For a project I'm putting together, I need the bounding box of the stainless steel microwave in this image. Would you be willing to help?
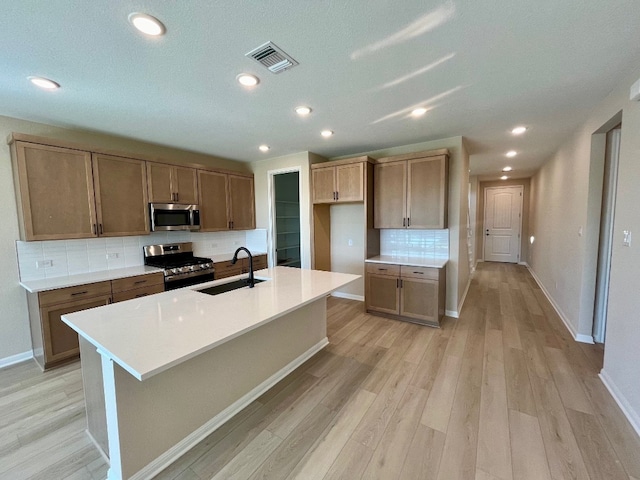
[149,203,201,231]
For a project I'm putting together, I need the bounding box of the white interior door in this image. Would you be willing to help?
[484,186,523,263]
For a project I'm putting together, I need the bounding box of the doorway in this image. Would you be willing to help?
[270,170,301,268]
[483,185,523,263]
[592,125,621,343]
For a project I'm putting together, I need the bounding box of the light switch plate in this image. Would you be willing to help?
[623,230,632,247]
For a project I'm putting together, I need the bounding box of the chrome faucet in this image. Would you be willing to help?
[231,247,255,288]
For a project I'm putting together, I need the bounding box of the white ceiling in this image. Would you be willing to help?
[2,1,640,179]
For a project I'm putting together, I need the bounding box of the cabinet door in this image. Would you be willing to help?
[407,156,447,229]
[400,277,439,324]
[198,170,229,231]
[93,154,150,236]
[40,294,111,368]
[374,161,406,228]
[174,166,198,204]
[312,167,336,204]
[336,163,364,202]
[146,162,174,203]
[365,273,400,314]
[229,174,256,230]
[14,142,97,240]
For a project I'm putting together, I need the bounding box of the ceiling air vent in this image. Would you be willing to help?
[245,42,298,74]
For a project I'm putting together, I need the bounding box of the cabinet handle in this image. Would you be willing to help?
[403,218,406,227]
[396,278,399,288]
[412,271,424,275]
[71,290,88,296]
[378,268,387,271]
[135,293,148,298]
[407,217,410,227]
[175,192,179,202]
[92,224,97,235]
[231,221,234,229]
[99,224,103,235]
[134,280,147,284]
[336,191,339,201]
[400,279,403,288]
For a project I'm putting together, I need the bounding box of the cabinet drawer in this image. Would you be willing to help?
[111,272,164,293]
[365,263,400,276]
[38,281,112,307]
[112,283,164,303]
[214,260,243,279]
[400,265,440,280]
[251,255,267,270]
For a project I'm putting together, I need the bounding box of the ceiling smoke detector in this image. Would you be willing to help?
[246,41,299,74]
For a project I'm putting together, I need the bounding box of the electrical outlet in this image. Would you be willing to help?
[623,230,632,247]
[106,252,120,259]
[36,260,52,269]
[348,239,353,246]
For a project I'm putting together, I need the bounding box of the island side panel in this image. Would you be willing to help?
[79,337,109,458]
[111,298,327,479]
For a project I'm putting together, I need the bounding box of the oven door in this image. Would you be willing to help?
[150,203,200,231]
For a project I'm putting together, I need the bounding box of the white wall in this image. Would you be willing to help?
[0,115,249,365]
[251,152,312,269]
[529,66,640,432]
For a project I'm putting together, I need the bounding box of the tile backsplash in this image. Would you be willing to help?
[16,230,267,281]
[380,229,449,259]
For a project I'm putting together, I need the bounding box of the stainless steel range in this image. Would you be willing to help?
[143,242,214,290]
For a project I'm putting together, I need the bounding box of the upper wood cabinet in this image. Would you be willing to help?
[312,160,365,204]
[147,162,198,204]
[12,141,98,240]
[198,171,255,231]
[374,152,448,229]
[92,154,150,237]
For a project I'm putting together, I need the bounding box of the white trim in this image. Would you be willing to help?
[456,274,472,316]
[599,369,640,439]
[0,350,33,369]
[518,261,528,266]
[445,309,459,318]
[85,429,110,464]
[526,265,595,344]
[129,338,329,480]
[267,166,303,270]
[331,292,364,302]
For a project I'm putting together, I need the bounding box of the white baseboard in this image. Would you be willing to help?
[445,310,459,318]
[456,275,472,317]
[130,338,329,480]
[599,369,640,439]
[0,350,33,369]
[526,266,594,344]
[518,261,528,266]
[331,292,364,302]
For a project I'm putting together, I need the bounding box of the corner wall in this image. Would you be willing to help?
[529,66,640,433]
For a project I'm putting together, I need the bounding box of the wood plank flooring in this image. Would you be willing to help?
[2,262,639,479]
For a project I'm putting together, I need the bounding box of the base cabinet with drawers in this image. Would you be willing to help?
[214,254,267,280]
[365,263,446,327]
[27,272,164,370]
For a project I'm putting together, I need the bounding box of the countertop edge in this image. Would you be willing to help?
[365,257,448,268]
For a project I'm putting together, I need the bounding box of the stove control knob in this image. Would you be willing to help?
[171,268,180,275]
[190,265,198,272]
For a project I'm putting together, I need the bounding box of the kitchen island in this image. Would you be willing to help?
[62,266,359,480]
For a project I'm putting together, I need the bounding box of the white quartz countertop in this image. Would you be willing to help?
[19,266,164,293]
[62,267,359,381]
[366,255,448,269]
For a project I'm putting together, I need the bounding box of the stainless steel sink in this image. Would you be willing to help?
[198,278,266,296]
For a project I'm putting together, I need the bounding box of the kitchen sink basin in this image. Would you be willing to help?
[198,278,266,296]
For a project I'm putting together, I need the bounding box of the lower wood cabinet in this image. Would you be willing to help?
[365,263,445,326]
[28,272,164,370]
[214,254,267,280]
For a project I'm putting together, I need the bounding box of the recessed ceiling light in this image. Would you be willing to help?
[501,175,509,180]
[511,126,527,135]
[295,106,312,116]
[237,73,259,87]
[258,145,270,152]
[502,166,513,172]
[28,76,60,90]
[506,150,517,158]
[128,13,166,36]
[411,107,428,117]
[321,130,334,138]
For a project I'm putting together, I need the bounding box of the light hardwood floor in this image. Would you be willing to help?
[2,263,639,479]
